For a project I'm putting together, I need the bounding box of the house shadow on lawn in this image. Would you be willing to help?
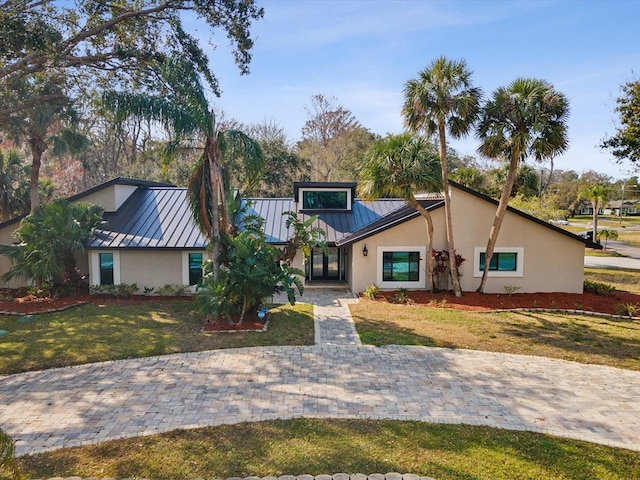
[500,311,640,368]
[355,318,439,347]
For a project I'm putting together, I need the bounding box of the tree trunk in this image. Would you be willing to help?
[206,141,221,280]
[477,150,520,293]
[592,201,598,240]
[29,137,47,213]
[438,122,462,297]
[408,194,434,292]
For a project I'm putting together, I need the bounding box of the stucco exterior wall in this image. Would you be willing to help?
[88,249,210,290]
[78,185,137,212]
[349,208,447,295]
[450,187,584,293]
[349,187,584,294]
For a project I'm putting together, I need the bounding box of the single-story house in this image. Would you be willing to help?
[0,177,600,294]
[603,199,639,216]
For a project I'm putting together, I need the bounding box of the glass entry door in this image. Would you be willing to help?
[311,247,340,280]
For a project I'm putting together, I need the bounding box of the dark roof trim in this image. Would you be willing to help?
[66,177,174,203]
[336,199,444,246]
[448,180,603,250]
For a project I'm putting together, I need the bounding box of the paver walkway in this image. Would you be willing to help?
[1,289,640,456]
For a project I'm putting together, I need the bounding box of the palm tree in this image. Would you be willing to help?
[581,183,614,240]
[476,78,569,293]
[0,148,29,221]
[596,228,618,251]
[102,58,264,278]
[403,56,481,297]
[359,133,442,291]
[3,75,89,212]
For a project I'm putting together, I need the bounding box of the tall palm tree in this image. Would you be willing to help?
[3,75,89,212]
[102,58,264,278]
[403,56,481,297]
[0,148,29,221]
[359,133,442,291]
[476,78,569,293]
[581,183,614,240]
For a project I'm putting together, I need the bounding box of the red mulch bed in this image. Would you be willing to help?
[3,289,639,318]
[0,293,193,315]
[375,290,640,316]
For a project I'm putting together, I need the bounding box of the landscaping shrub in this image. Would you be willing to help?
[362,284,380,299]
[583,279,615,295]
[89,283,138,297]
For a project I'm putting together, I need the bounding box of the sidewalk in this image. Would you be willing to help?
[1,289,639,456]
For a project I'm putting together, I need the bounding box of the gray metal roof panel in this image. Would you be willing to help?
[246,198,408,245]
[86,187,207,249]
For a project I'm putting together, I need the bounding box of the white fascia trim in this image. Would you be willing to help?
[473,247,524,278]
[376,245,427,289]
[298,187,352,211]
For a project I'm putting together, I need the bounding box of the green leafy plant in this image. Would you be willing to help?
[0,427,19,479]
[614,302,639,317]
[392,287,414,304]
[281,211,328,264]
[362,284,380,300]
[584,279,615,295]
[198,230,303,324]
[0,199,103,288]
[142,286,155,295]
[89,283,138,297]
[156,284,190,297]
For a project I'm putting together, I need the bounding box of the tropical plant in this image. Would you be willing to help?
[596,228,619,250]
[362,284,380,300]
[281,211,328,264]
[431,249,466,292]
[1,74,89,211]
[358,133,442,291]
[102,57,264,279]
[0,148,30,221]
[197,230,304,324]
[403,56,482,297]
[476,78,569,293]
[580,183,615,239]
[0,427,18,479]
[0,199,103,288]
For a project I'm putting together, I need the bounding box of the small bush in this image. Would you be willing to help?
[362,284,380,300]
[584,279,615,295]
[156,284,190,297]
[614,302,639,317]
[89,283,138,297]
[27,282,52,299]
[504,285,521,296]
[392,287,414,305]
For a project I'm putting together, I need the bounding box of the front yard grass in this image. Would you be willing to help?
[351,300,640,370]
[584,266,640,293]
[0,300,314,375]
[11,419,639,480]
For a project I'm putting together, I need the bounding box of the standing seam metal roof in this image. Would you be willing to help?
[86,187,207,249]
[245,197,411,244]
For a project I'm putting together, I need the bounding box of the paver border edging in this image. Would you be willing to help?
[0,301,88,316]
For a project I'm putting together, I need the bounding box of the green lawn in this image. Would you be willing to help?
[584,266,640,294]
[9,419,639,480]
[0,300,314,375]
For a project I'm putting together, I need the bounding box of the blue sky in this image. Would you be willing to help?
[205,0,640,180]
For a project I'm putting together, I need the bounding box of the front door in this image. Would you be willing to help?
[310,247,340,281]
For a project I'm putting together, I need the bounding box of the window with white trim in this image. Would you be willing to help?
[473,247,524,277]
[376,246,426,289]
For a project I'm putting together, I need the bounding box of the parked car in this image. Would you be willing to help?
[549,219,569,225]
